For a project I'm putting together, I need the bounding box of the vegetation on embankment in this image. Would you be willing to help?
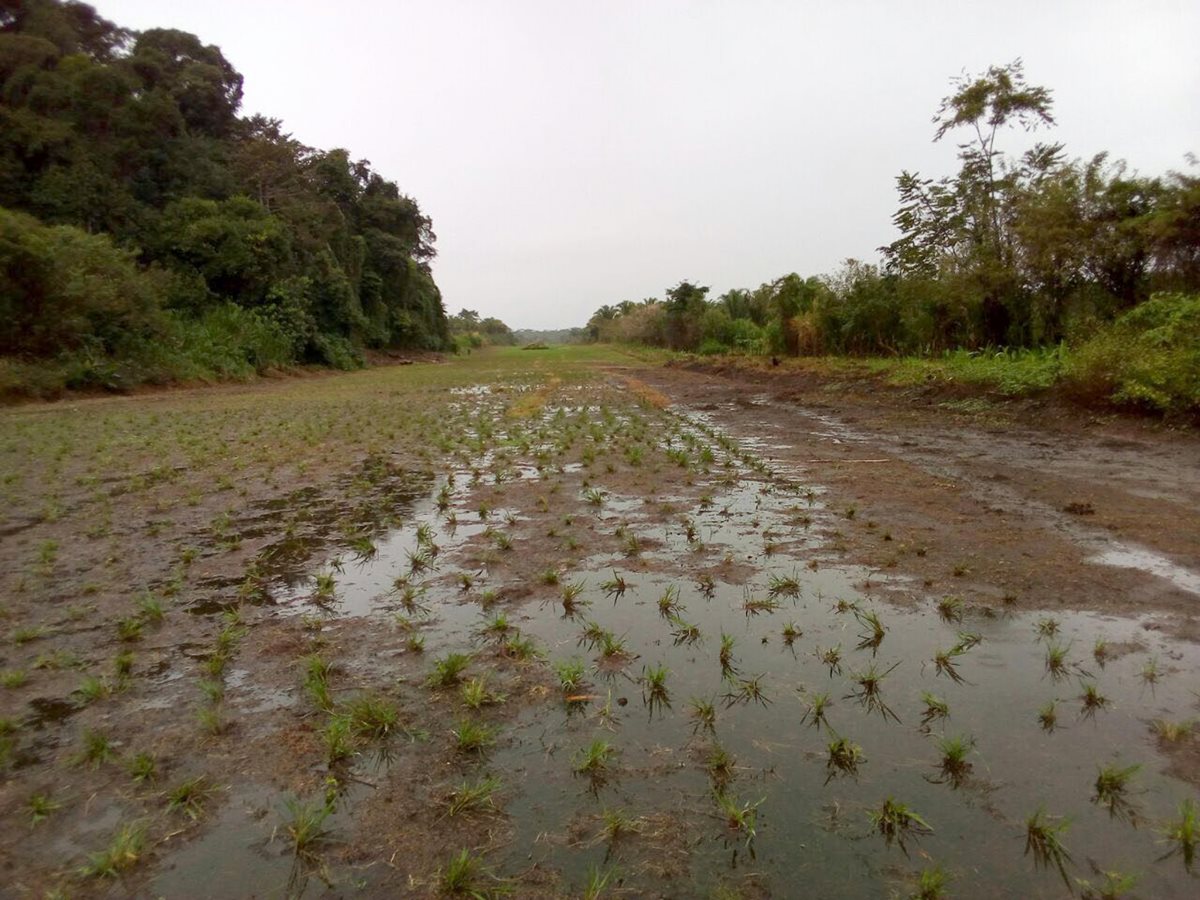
[586,62,1199,418]
[1,0,448,401]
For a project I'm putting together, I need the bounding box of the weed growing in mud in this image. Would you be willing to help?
[768,571,801,599]
[429,653,472,688]
[600,807,643,844]
[780,622,802,646]
[196,704,226,736]
[80,821,147,878]
[1152,719,1195,742]
[461,677,505,710]
[166,775,213,820]
[932,647,966,684]
[282,798,332,858]
[303,654,334,710]
[723,674,771,708]
[75,728,114,768]
[641,663,671,713]
[936,596,964,623]
[817,644,843,677]
[718,631,738,675]
[126,752,157,783]
[1025,808,1073,887]
[657,585,683,617]
[501,633,541,661]
[1036,617,1061,640]
[934,734,974,786]
[453,719,498,754]
[1093,638,1110,666]
[1140,655,1161,686]
[1159,798,1197,870]
[669,615,702,646]
[696,573,716,597]
[76,674,111,702]
[911,865,950,900]
[689,697,717,733]
[1045,642,1072,680]
[555,658,588,694]
[322,715,355,764]
[714,790,762,846]
[1079,682,1109,719]
[439,848,509,897]
[446,776,502,817]
[347,694,400,740]
[1038,701,1058,732]
[19,788,59,828]
[600,571,629,598]
[847,662,901,722]
[574,738,616,774]
[742,592,783,615]
[855,609,887,652]
[826,736,865,781]
[1093,763,1141,822]
[870,798,933,855]
[561,580,588,614]
[1077,870,1138,900]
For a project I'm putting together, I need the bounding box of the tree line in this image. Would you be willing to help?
[1,0,449,396]
[587,62,1197,412]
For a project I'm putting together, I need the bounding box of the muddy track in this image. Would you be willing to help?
[626,363,1200,638]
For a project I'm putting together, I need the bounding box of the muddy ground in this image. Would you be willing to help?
[0,349,1197,898]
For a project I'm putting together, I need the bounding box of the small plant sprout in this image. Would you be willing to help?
[767,571,801,599]
[826,735,865,782]
[1077,869,1138,900]
[936,596,964,623]
[461,676,505,710]
[1093,762,1141,823]
[719,631,738,674]
[912,865,950,900]
[846,662,901,722]
[445,776,502,817]
[1152,719,1195,742]
[714,790,763,847]
[1079,681,1109,719]
[346,694,400,741]
[870,798,933,855]
[1045,642,1071,680]
[429,652,472,688]
[438,848,507,896]
[1140,655,1161,686]
[657,585,683,617]
[689,697,717,733]
[28,792,62,825]
[76,729,115,768]
[1036,617,1061,640]
[641,663,671,713]
[855,609,886,652]
[696,573,716,597]
[952,631,982,652]
[574,738,616,774]
[282,798,332,859]
[1159,798,1197,870]
[560,580,588,613]
[1093,638,1109,666]
[554,658,588,694]
[1025,808,1073,887]
[600,807,643,844]
[669,615,702,646]
[933,647,966,684]
[781,622,802,646]
[453,719,498,754]
[502,633,540,661]
[742,591,782,616]
[1038,700,1059,732]
[166,775,213,820]
[799,691,833,731]
[313,571,336,602]
[80,821,147,878]
[127,752,157,783]
[600,571,629,598]
[817,644,843,677]
[723,674,771,708]
[934,734,974,787]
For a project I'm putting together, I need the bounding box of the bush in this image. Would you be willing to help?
[1068,292,1200,415]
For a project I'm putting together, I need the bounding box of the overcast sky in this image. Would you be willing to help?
[99,0,1199,329]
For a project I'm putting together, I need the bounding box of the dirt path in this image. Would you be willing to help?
[627,363,1200,640]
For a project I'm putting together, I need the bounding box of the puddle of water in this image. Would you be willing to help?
[1090,546,1200,596]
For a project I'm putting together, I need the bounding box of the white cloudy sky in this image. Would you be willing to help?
[99,0,1199,329]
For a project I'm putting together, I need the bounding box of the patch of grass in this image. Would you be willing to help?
[428,652,472,688]
[461,677,505,710]
[714,790,763,847]
[826,736,865,781]
[1158,798,1197,870]
[688,696,716,733]
[127,751,157,783]
[870,798,933,855]
[346,693,400,740]
[28,792,62,826]
[936,596,964,623]
[1093,762,1141,823]
[75,728,114,767]
[574,738,616,774]
[439,848,509,897]
[723,673,771,708]
[1025,807,1073,887]
[1038,700,1058,732]
[846,661,901,722]
[80,821,147,878]
[446,776,502,817]
[166,775,213,820]
[282,798,332,858]
[1,669,29,688]
[1079,681,1109,719]
[934,734,974,786]
[920,692,949,728]
[453,718,498,754]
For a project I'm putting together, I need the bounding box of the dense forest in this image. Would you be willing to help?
[588,63,1199,413]
[0,0,449,397]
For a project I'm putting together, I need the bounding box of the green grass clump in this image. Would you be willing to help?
[573,738,616,774]
[428,652,472,688]
[1025,807,1073,887]
[80,821,147,878]
[445,776,502,817]
[870,798,933,855]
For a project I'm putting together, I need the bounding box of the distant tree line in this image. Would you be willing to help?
[448,308,516,350]
[1,0,448,396]
[588,62,1197,367]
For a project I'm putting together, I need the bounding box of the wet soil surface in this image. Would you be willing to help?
[1,356,1198,899]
